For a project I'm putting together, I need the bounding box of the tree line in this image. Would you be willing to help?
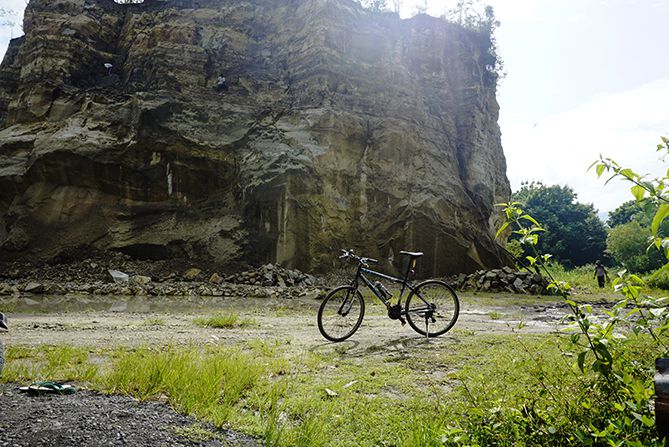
[507,181,667,274]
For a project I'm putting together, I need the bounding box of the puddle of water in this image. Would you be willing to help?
[0,294,318,314]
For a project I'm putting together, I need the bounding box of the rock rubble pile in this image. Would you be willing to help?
[0,258,320,300]
[452,267,549,295]
[0,280,318,300]
[225,264,317,287]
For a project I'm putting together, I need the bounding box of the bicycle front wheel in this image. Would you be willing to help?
[317,286,365,342]
[405,280,459,337]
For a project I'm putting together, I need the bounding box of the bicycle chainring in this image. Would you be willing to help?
[387,304,403,320]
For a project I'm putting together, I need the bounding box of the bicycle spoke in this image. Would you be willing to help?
[405,280,459,337]
[317,286,365,342]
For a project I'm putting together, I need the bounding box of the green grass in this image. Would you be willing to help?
[1,330,662,446]
[193,312,256,329]
[548,262,669,297]
[172,424,224,443]
[2,345,99,384]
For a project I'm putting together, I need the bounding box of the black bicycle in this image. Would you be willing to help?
[317,249,460,342]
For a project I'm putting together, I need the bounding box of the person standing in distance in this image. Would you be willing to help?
[594,260,609,288]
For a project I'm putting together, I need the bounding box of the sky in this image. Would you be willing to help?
[2,0,668,219]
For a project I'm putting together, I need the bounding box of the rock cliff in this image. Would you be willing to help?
[0,0,511,276]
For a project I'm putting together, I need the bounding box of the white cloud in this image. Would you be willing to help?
[501,78,669,214]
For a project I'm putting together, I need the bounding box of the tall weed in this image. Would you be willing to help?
[104,346,261,424]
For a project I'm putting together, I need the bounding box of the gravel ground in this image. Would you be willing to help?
[0,385,259,447]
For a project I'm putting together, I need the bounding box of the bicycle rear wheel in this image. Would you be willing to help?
[317,286,365,342]
[405,280,459,337]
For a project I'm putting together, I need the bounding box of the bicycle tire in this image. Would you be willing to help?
[405,280,459,337]
[317,285,365,342]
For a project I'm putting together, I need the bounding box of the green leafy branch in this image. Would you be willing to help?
[496,202,621,403]
[590,137,669,257]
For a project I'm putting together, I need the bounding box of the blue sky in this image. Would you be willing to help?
[2,0,668,216]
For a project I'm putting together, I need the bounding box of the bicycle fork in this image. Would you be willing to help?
[337,291,355,316]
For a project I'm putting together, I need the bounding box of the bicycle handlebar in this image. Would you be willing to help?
[340,249,378,265]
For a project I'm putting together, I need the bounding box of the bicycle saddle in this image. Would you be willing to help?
[400,251,423,258]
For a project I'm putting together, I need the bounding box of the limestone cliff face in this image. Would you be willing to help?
[0,0,511,276]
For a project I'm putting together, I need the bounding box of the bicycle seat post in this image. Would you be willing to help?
[398,251,423,298]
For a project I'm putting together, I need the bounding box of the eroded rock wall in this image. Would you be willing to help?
[0,0,511,276]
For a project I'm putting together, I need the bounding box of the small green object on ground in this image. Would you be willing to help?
[19,381,76,396]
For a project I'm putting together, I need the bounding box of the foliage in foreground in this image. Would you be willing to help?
[498,201,664,446]
[493,137,669,445]
[607,200,669,273]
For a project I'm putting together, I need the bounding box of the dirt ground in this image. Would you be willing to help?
[0,291,579,447]
[0,292,568,354]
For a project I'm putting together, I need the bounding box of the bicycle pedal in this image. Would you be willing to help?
[399,317,406,326]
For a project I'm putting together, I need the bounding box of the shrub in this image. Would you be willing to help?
[194,312,255,329]
[607,221,665,273]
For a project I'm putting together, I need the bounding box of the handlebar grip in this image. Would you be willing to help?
[365,258,379,264]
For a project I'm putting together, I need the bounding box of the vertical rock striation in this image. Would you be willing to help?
[0,0,511,276]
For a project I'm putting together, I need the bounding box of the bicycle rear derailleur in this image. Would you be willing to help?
[387,303,406,325]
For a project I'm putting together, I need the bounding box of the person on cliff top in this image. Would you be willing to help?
[216,74,229,92]
[594,260,609,288]
[104,62,113,76]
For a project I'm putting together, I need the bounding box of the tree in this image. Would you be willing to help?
[511,182,607,267]
[607,221,665,273]
[413,0,428,16]
[444,1,504,84]
[608,200,643,227]
[391,0,401,14]
[357,0,387,12]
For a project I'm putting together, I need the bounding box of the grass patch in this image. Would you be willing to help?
[1,329,662,446]
[3,345,99,384]
[194,312,255,329]
[141,318,166,326]
[104,346,262,425]
[172,424,224,443]
[0,303,16,313]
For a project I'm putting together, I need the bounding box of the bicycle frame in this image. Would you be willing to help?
[351,259,419,308]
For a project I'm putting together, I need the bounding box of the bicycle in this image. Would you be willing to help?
[317,249,460,342]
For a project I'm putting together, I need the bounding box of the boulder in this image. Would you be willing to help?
[184,268,201,280]
[208,273,223,284]
[24,282,45,294]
